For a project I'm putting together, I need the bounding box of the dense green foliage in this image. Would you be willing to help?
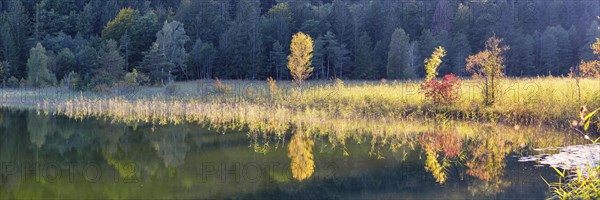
[0,0,596,87]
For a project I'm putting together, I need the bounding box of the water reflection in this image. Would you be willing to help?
[288,132,315,181]
[0,109,587,199]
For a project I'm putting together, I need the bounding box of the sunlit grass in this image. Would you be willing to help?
[1,77,598,134]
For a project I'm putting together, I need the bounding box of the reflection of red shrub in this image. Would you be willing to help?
[420,74,461,105]
[418,132,463,158]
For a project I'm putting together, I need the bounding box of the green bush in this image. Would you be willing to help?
[88,71,114,92]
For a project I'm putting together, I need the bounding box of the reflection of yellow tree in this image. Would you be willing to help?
[288,133,314,181]
[419,132,464,183]
[465,136,509,182]
[424,150,450,183]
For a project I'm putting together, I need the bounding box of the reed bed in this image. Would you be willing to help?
[0,77,598,140]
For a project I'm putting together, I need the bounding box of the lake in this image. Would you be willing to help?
[0,109,584,199]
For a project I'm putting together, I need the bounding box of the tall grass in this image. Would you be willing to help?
[1,77,598,134]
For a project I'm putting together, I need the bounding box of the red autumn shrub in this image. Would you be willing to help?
[420,74,461,105]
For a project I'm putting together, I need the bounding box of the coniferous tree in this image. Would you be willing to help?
[140,43,175,84]
[540,28,560,75]
[0,22,17,77]
[387,28,410,79]
[75,45,98,80]
[129,11,161,66]
[6,0,30,77]
[78,3,97,37]
[553,26,573,74]
[189,39,211,79]
[269,41,287,80]
[450,33,471,75]
[312,37,326,79]
[55,48,76,81]
[352,32,373,79]
[581,21,600,61]
[96,39,125,81]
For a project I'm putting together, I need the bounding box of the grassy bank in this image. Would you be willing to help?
[2,77,597,129]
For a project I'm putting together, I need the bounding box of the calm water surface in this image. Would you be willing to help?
[0,109,579,199]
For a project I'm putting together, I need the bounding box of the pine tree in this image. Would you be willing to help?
[508,33,535,76]
[0,22,17,77]
[27,43,55,87]
[129,11,161,67]
[552,26,573,74]
[269,41,287,80]
[6,0,30,76]
[97,39,125,81]
[139,43,175,84]
[418,29,436,77]
[312,37,326,79]
[323,31,338,78]
[352,32,373,79]
[450,33,471,75]
[387,28,410,79]
[78,2,97,37]
[189,40,218,79]
[236,0,263,79]
[405,41,419,79]
[432,0,454,34]
[75,45,98,79]
[540,28,560,75]
[55,48,75,81]
[581,21,600,61]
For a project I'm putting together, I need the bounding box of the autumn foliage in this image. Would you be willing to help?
[420,46,461,105]
[421,74,461,105]
[466,36,510,105]
[579,39,600,78]
[288,32,314,84]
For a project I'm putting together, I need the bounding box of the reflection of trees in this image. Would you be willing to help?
[419,132,464,183]
[288,133,315,181]
[467,179,511,197]
[465,136,509,182]
[96,123,126,155]
[27,112,55,148]
[103,148,136,179]
[146,127,190,168]
[424,151,450,183]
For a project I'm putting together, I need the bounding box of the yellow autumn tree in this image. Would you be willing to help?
[424,46,446,81]
[102,8,137,41]
[466,36,510,105]
[579,38,600,78]
[288,32,314,84]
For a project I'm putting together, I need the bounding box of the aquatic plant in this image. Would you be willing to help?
[545,167,600,200]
